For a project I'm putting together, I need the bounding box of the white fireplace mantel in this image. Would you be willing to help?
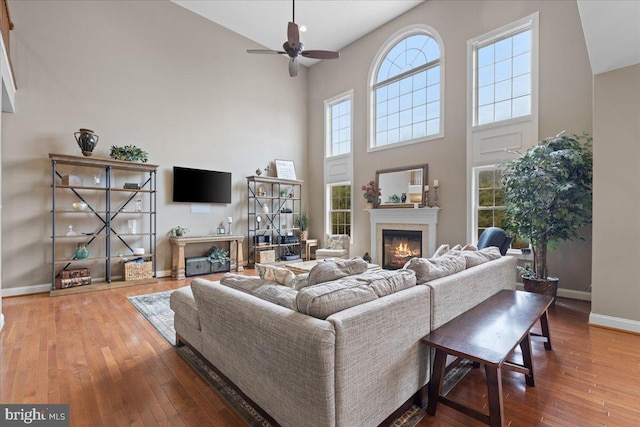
[367,207,440,266]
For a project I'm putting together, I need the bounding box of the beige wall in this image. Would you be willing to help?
[307,0,593,294]
[591,63,640,327]
[2,0,308,291]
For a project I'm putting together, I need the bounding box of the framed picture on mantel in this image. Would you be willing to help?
[275,159,297,180]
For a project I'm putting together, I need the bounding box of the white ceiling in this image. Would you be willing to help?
[577,0,640,75]
[171,0,424,66]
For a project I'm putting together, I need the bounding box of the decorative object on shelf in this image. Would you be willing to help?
[256,215,262,229]
[500,132,593,304]
[227,217,233,235]
[366,202,373,209]
[93,175,101,186]
[401,193,407,203]
[169,225,189,237]
[72,201,88,211]
[75,243,89,260]
[62,174,83,186]
[275,159,297,180]
[255,168,263,176]
[135,198,143,212]
[262,204,269,214]
[74,128,99,157]
[217,223,227,235]
[433,180,439,207]
[280,189,288,197]
[388,194,400,203]
[362,180,380,205]
[257,185,266,197]
[133,247,145,255]
[66,225,77,236]
[206,246,231,273]
[109,145,149,163]
[123,182,141,190]
[128,219,137,234]
[264,164,271,177]
[295,210,309,241]
[425,185,430,207]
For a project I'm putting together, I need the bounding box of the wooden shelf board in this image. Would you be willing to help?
[49,153,159,172]
[50,277,157,296]
[53,257,109,265]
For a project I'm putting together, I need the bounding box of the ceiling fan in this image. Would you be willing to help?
[246,0,340,77]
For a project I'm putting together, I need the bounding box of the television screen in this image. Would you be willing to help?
[172,166,232,204]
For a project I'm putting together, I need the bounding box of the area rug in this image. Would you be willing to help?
[128,289,472,427]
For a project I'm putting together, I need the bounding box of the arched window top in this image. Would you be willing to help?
[376,34,440,84]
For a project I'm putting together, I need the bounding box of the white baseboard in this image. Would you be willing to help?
[589,312,640,334]
[0,313,4,331]
[515,283,591,301]
[1,270,173,298]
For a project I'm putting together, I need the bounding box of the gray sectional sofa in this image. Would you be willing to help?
[170,252,516,427]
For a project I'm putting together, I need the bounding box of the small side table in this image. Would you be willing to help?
[305,239,318,261]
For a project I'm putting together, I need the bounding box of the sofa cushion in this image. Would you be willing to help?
[297,269,416,319]
[403,254,466,284]
[432,244,450,258]
[307,257,368,288]
[459,246,502,268]
[255,263,296,287]
[220,273,268,293]
[252,284,298,310]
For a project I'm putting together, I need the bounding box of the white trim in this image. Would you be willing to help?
[367,24,445,152]
[515,283,592,301]
[2,283,51,297]
[324,89,354,158]
[0,30,15,113]
[0,313,4,332]
[589,312,640,334]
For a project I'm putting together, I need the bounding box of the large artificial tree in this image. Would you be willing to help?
[501,132,593,283]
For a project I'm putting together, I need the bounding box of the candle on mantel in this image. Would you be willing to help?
[228,217,233,223]
[425,185,430,192]
[433,179,439,188]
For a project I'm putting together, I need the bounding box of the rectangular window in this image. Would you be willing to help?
[329,184,351,235]
[327,97,352,157]
[474,28,532,126]
[474,166,528,249]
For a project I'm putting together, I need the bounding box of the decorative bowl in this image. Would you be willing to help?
[133,248,145,255]
[72,202,88,211]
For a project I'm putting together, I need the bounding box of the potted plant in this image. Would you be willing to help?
[295,211,309,241]
[362,180,380,209]
[168,226,189,237]
[500,131,593,302]
[206,246,230,273]
[109,145,149,163]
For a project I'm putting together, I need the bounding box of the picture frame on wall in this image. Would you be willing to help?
[275,159,297,180]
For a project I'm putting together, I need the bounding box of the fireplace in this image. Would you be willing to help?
[382,229,422,270]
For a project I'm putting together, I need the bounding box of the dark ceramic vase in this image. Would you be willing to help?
[74,128,99,157]
[401,193,407,203]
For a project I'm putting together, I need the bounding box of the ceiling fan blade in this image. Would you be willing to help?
[301,50,340,59]
[289,58,299,77]
[287,21,299,49]
[247,49,286,55]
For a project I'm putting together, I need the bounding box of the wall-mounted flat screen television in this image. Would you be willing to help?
[172,166,232,204]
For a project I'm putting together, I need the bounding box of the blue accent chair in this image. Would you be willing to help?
[477,227,512,256]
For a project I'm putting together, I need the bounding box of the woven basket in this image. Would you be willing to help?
[124,261,153,281]
[523,277,558,306]
[257,250,275,264]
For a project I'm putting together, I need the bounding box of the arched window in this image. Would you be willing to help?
[369,26,444,150]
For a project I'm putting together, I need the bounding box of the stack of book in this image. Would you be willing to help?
[123,182,141,190]
[62,174,83,186]
[56,268,91,289]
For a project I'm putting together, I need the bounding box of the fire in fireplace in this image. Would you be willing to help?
[382,229,422,269]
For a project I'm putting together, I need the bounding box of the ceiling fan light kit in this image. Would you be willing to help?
[246,0,339,77]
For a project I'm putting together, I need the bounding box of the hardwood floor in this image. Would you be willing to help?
[2,276,639,426]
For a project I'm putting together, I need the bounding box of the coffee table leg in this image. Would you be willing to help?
[540,310,552,350]
[426,349,447,415]
[484,365,505,427]
[520,333,535,386]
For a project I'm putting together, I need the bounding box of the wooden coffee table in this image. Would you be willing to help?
[284,259,380,275]
[421,290,553,427]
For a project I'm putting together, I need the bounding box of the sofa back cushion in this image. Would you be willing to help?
[220,273,268,293]
[297,269,416,319]
[458,246,502,268]
[252,284,298,310]
[403,255,466,284]
[307,257,368,287]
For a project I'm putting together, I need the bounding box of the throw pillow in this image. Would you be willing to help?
[255,263,295,287]
[403,254,466,284]
[462,244,478,251]
[460,246,501,268]
[307,257,368,287]
[252,284,298,310]
[432,244,450,258]
[290,273,310,291]
[327,235,345,250]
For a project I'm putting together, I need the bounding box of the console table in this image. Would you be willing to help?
[421,290,553,427]
[170,235,244,280]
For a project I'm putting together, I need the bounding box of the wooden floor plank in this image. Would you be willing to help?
[2,274,640,426]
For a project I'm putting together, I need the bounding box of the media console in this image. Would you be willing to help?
[170,235,244,280]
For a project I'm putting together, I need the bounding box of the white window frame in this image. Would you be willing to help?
[324,90,354,242]
[466,13,539,248]
[326,182,352,236]
[368,24,445,152]
[471,165,506,242]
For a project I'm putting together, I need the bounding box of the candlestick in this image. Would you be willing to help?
[434,187,439,207]
[228,216,233,223]
[425,190,430,208]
